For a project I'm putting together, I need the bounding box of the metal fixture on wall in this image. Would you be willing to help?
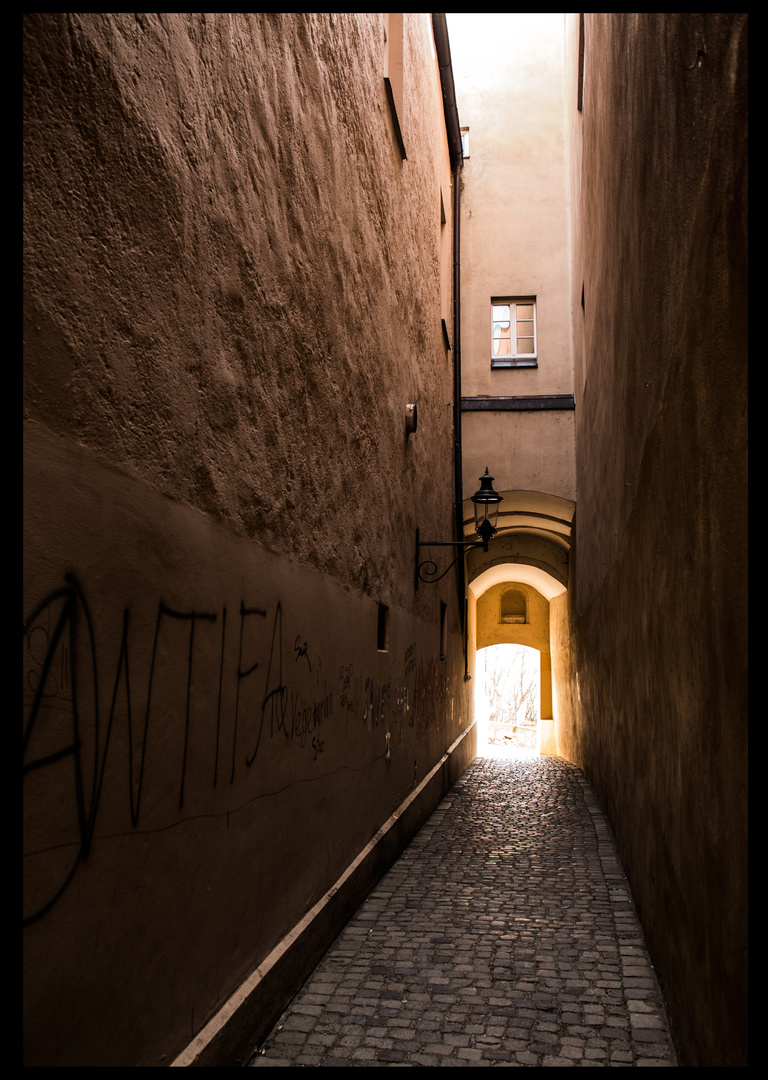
[415,468,503,588]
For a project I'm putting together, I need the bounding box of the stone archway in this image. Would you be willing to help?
[462,490,573,756]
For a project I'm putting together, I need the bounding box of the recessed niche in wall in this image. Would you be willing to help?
[377,603,390,652]
[500,587,527,624]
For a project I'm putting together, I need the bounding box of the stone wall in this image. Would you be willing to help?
[23,14,473,1066]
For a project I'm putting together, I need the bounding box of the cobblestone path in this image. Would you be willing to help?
[248,753,676,1067]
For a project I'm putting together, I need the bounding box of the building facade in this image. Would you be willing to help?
[23,13,473,1066]
[450,13,747,1068]
[558,15,748,1067]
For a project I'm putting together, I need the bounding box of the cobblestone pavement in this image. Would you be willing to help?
[248,752,676,1067]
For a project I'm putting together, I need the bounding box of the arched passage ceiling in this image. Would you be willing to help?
[463,489,575,600]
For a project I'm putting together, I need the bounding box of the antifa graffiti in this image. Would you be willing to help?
[23,575,333,924]
[23,573,424,924]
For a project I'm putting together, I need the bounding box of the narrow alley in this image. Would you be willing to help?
[249,753,676,1067]
[24,15,746,1067]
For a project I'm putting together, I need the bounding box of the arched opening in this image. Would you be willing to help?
[460,490,573,758]
[475,643,540,757]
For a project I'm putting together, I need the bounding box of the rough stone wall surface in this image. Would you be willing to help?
[557,13,747,1067]
[23,13,469,1067]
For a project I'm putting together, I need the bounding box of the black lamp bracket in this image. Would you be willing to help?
[415,526,494,589]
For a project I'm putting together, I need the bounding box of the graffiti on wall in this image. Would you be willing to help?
[23,573,437,924]
[413,655,454,734]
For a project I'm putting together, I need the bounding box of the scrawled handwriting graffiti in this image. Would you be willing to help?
[290,685,332,751]
[242,604,332,763]
[294,635,312,673]
[390,683,411,720]
[24,576,95,924]
[238,601,273,775]
[23,576,334,925]
[412,658,450,733]
[336,670,408,730]
[338,664,355,715]
[362,678,390,726]
[404,642,416,678]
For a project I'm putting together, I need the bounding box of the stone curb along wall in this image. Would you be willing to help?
[23,14,472,1067]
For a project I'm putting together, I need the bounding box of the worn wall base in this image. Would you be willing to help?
[172,723,476,1067]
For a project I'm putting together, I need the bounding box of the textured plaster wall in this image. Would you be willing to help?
[462,410,575,504]
[23,13,472,1067]
[23,12,455,604]
[556,13,748,1067]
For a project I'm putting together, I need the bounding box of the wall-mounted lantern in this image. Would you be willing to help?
[415,468,503,588]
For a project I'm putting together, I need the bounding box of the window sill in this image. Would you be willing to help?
[491,358,538,369]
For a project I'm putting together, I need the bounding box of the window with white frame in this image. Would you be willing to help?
[491,297,537,367]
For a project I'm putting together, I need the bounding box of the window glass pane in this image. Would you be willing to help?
[492,301,511,354]
[516,308,534,354]
[493,330,512,356]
